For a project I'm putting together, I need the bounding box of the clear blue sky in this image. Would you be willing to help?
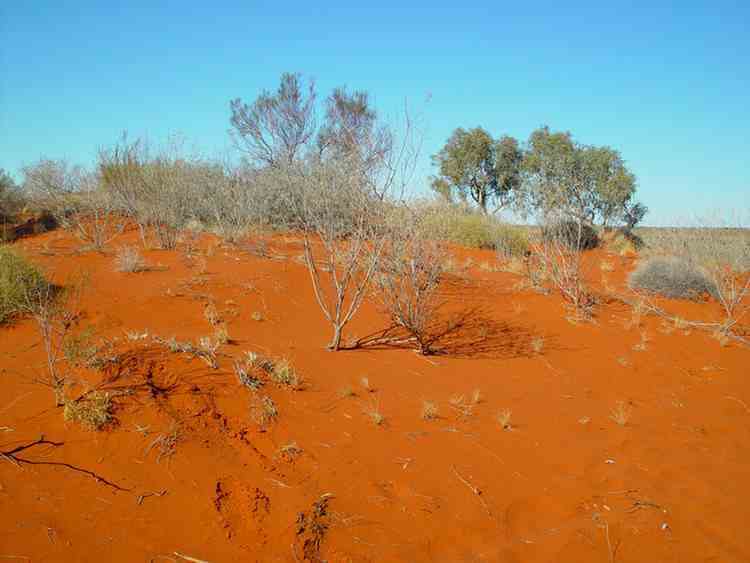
[1,1,748,225]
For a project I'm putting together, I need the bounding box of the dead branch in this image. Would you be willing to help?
[1,436,131,492]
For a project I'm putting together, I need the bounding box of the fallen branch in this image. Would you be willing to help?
[451,465,492,517]
[173,552,210,563]
[1,436,131,492]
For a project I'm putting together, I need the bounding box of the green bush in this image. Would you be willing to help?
[0,246,49,324]
[629,256,717,300]
[420,205,529,254]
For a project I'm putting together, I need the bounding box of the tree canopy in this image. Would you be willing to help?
[431,127,522,214]
[522,126,641,228]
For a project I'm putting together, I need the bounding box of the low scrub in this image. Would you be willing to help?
[541,220,599,251]
[0,246,50,324]
[629,256,717,300]
[419,204,529,254]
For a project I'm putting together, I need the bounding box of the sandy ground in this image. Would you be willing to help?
[1,227,748,562]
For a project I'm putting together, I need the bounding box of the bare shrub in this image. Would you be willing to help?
[295,161,391,350]
[629,256,716,300]
[114,245,146,273]
[374,219,446,354]
[535,218,596,319]
[22,159,124,251]
[19,275,84,406]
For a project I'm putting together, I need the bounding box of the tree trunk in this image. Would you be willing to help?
[328,324,343,351]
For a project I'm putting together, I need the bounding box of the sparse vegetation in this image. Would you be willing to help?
[0,246,50,324]
[497,408,513,430]
[63,391,114,430]
[629,256,716,300]
[421,400,439,420]
[114,245,146,273]
[610,401,632,426]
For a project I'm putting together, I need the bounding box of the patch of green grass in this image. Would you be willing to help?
[0,245,50,324]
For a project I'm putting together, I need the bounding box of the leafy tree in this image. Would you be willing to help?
[522,126,642,228]
[431,127,522,214]
[229,73,317,167]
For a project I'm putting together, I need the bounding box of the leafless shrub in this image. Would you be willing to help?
[535,217,596,319]
[22,159,125,251]
[20,273,85,406]
[114,245,146,273]
[374,218,446,354]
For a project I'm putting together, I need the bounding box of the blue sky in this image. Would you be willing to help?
[1,1,748,225]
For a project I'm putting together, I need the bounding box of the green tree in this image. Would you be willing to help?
[431,127,522,214]
[522,126,642,228]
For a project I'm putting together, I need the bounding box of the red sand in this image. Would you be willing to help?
[1,227,748,562]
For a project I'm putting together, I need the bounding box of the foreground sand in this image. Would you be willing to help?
[1,228,748,562]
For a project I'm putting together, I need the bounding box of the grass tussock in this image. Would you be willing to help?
[63,391,114,430]
[418,204,529,255]
[629,256,716,300]
[0,246,50,324]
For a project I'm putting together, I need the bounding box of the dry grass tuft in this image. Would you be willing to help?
[63,391,113,430]
[610,400,632,426]
[421,400,439,420]
[364,398,385,426]
[251,394,278,426]
[497,408,513,430]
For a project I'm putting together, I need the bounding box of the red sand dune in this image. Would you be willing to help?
[1,227,748,562]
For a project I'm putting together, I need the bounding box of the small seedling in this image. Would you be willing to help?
[497,408,513,431]
[421,400,439,421]
[610,400,632,426]
[338,385,356,398]
[531,336,545,354]
[251,311,264,321]
[360,377,375,393]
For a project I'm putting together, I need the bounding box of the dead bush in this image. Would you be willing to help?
[114,245,146,273]
[375,221,446,354]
